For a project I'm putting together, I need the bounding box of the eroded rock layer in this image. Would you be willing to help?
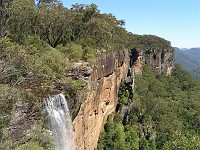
[73,51,130,150]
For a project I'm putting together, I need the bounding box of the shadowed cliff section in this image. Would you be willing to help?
[128,34,174,75]
[131,48,174,75]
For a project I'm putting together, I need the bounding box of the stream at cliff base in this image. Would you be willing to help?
[44,93,76,150]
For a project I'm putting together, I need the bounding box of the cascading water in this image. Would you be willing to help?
[43,93,76,150]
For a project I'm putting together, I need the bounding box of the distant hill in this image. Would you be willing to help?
[174,47,200,79]
[179,48,189,51]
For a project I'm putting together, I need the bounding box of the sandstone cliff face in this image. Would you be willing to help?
[73,51,130,150]
[131,49,174,75]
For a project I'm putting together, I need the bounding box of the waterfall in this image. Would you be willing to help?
[44,93,76,150]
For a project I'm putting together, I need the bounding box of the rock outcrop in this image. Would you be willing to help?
[9,102,37,141]
[73,48,174,150]
[73,51,130,150]
[131,48,174,75]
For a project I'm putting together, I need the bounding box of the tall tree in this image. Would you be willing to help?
[37,2,72,47]
[8,0,36,42]
[119,19,125,28]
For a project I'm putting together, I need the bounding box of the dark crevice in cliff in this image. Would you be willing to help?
[130,49,139,67]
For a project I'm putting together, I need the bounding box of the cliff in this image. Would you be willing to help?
[73,48,174,149]
[132,48,174,75]
[73,51,130,149]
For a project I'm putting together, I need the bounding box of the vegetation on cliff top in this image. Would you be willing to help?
[98,65,200,150]
[1,0,172,52]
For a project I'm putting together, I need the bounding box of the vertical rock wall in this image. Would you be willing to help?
[73,51,130,150]
[131,49,174,75]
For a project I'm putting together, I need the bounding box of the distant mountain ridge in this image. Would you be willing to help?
[174,47,200,79]
[179,48,189,51]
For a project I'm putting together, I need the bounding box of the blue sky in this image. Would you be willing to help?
[63,0,200,48]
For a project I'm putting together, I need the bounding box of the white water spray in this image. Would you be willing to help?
[44,93,76,150]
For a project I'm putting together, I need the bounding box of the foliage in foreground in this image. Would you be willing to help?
[0,37,86,149]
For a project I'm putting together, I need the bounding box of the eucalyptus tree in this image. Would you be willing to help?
[8,0,36,43]
[37,0,61,5]
[118,19,125,28]
[85,17,112,49]
[37,2,71,47]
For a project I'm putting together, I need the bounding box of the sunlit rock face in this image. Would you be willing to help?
[73,51,130,150]
[73,49,174,150]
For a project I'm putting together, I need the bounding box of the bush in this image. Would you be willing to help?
[57,43,83,61]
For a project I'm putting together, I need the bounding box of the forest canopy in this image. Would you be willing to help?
[0,0,172,52]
